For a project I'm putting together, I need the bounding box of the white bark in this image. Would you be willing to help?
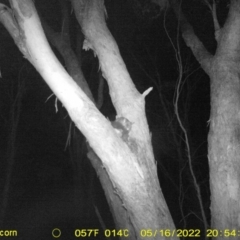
[0,0,178,238]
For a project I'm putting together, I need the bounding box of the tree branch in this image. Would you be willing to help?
[166,0,213,75]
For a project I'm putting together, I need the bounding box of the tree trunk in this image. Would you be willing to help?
[164,0,240,232]
[0,0,178,239]
[208,56,240,229]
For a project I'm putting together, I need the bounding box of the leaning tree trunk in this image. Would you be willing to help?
[0,0,178,239]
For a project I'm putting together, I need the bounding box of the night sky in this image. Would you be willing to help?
[0,0,229,239]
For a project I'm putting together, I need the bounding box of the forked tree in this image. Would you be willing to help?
[158,0,240,231]
[0,0,178,239]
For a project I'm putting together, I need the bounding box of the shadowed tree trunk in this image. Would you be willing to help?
[0,78,24,226]
[153,0,240,232]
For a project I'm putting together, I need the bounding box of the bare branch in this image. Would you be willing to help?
[204,0,221,41]
[153,0,214,74]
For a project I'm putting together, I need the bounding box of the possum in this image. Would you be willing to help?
[111,117,132,142]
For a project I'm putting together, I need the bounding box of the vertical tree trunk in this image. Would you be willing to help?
[166,0,240,231]
[208,58,240,229]
[208,1,240,229]
[152,0,240,232]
